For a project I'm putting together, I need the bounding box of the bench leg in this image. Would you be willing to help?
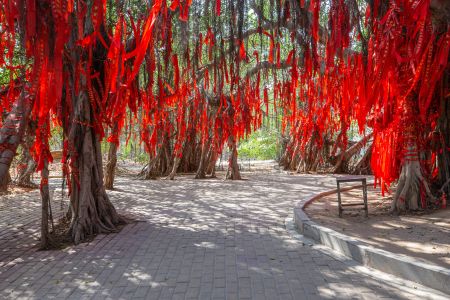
[363,180,368,217]
[337,182,342,217]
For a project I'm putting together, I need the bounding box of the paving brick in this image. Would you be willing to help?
[0,174,446,300]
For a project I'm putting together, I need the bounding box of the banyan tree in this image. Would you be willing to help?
[0,0,448,246]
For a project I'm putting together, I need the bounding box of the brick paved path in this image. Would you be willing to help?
[0,172,447,299]
[0,187,68,269]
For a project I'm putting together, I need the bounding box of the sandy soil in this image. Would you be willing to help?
[305,186,450,268]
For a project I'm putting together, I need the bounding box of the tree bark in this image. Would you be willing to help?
[195,139,210,179]
[67,93,125,244]
[161,137,172,176]
[0,172,11,192]
[139,150,162,179]
[0,91,33,190]
[167,155,181,180]
[332,133,373,173]
[64,13,125,244]
[206,143,218,177]
[226,135,242,180]
[104,139,118,190]
[391,137,434,212]
[437,73,450,198]
[353,144,373,174]
[40,160,51,249]
[17,120,37,187]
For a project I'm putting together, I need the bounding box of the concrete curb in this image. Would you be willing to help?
[294,184,450,295]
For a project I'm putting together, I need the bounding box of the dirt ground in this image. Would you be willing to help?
[305,186,450,268]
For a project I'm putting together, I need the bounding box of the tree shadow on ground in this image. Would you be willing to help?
[0,172,445,299]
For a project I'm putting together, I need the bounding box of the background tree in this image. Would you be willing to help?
[0,0,448,247]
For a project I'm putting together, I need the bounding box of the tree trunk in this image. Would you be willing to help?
[206,144,218,177]
[0,171,11,192]
[67,93,125,244]
[226,135,242,180]
[296,158,305,173]
[353,144,373,174]
[287,141,299,171]
[391,138,434,212]
[17,153,36,187]
[17,121,37,187]
[278,136,291,168]
[104,140,118,190]
[40,161,51,249]
[139,150,162,179]
[333,133,373,173]
[195,139,210,179]
[178,139,192,173]
[162,137,172,176]
[167,155,181,180]
[437,73,450,198]
[64,15,125,244]
[310,154,321,172]
[207,156,217,178]
[0,91,33,189]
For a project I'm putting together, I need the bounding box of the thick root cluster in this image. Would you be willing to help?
[391,160,434,213]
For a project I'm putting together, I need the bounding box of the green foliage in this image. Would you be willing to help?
[238,129,280,160]
[117,140,148,163]
[49,125,63,151]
